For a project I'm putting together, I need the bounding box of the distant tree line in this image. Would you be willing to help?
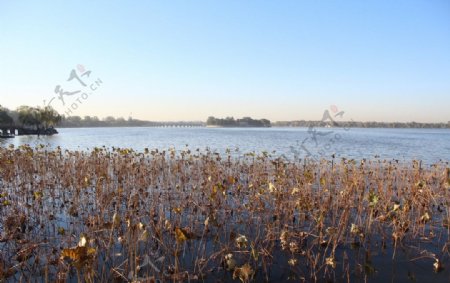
[206,116,271,127]
[59,115,205,127]
[273,120,450,128]
[2,103,448,130]
[60,116,153,127]
[0,105,61,130]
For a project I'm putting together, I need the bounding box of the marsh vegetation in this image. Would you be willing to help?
[0,145,449,282]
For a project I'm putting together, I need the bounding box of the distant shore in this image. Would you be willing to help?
[54,124,450,129]
[56,116,449,129]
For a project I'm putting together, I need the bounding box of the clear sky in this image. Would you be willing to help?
[1,0,449,122]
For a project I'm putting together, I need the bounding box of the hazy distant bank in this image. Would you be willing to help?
[56,120,450,129]
[273,120,450,129]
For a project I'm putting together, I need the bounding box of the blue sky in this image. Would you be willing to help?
[0,0,449,122]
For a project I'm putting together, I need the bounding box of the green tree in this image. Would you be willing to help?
[17,106,41,129]
[40,106,61,128]
[16,106,61,129]
[206,116,216,125]
[0,106,14,126]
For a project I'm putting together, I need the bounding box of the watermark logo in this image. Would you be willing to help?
[288,105,352,161]
[44,64,103,117]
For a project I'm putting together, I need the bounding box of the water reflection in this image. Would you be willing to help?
[0,138,8,147]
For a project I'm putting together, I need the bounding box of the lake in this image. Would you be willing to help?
[1,127,449,163]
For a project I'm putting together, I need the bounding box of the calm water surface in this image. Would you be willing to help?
[1,127,449,163]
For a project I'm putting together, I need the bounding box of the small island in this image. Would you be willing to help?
[206,116,271,127]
